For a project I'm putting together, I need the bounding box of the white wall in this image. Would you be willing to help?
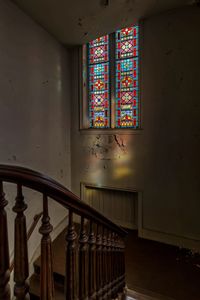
[138,5,200,250]
[0,0,71,287]
[71,6,200,251]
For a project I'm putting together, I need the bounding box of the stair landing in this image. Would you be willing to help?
[125,289,175,300]
[30,227,200,300]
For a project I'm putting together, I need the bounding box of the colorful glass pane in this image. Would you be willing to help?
[115,25,139,128]
[89,62,110,128]
[116,25,138,60]
[89,35,109,64]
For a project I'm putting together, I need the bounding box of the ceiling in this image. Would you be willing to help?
[12,0,192,46]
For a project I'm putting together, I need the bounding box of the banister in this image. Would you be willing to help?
[0,164,127,300]
[0,164,126,236]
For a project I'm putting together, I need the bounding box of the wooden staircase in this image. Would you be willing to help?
[2,164,193,300]
[29,226,127,299]
[0,164,127,300]
[28,228,175,300]
[28,229,143,300]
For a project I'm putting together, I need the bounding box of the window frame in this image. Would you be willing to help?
[79,24,143,134]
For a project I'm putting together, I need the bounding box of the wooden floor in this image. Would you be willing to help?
[125,288,174,300]
[125,230,200,300]
[32,228,200,300]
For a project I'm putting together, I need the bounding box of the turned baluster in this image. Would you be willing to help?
[122,239,126,291]
[65,211,77,300]
[96,224,102,300]
[88,221,96,300]
[107,231,112,299]
[117,238,121,293]
[110,232,115,299]
[116,236,121,295]
[118,239,123,293]
[116,235,121,295]
[39,195,54,300]
[0,181,10,300]
[13,184,29,300]
[79,217,88,300]
[113,234,119,299]
[102,228,108,300]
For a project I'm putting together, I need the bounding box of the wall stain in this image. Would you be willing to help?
[165,49,173,56]
[108,135,113,144]
[114,134,126,153]
[88,134,127,160]
[100,0,109,7]
[180,76,184,82]
[42,80,48,85]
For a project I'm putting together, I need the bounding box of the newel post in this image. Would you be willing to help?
[0,181,11,300]
[39,195,54,300]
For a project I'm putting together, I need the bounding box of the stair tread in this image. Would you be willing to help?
[30,273,64,300]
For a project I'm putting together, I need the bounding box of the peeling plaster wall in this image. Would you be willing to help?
[71,6,200,250]
[0,0,71,281]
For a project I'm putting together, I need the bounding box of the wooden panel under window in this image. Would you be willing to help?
[82,185,138,230]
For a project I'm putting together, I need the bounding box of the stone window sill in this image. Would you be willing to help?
[79,128,143,135]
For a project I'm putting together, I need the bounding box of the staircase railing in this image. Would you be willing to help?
[0,164,127,300]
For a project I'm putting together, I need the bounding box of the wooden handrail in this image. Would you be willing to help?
[9,211,43,273]
[0,164,126,236]
[0,164,127,300]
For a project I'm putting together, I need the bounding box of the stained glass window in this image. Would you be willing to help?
[115,25,139,128]
[88,35,110,128]
[87,25,139,129]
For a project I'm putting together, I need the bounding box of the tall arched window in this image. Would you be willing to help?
[83,25,139,129]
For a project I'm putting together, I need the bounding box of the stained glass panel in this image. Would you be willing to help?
[88,35,110,128]
[115,25,139,128]
[89,62,110,128]
[89,35,109,64]
[116,26,138,60]
[88,26,139,129]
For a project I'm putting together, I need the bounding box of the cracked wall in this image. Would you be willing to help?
[87,135,127,160]
[71,6,200,251]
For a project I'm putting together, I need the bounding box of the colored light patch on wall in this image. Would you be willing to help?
[89,35,109,64]
[115,57,139,128]
[116,25,139,59]
[89,62,110,128]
